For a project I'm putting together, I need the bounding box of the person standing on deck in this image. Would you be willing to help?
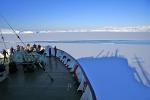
[9,47,14,62]
[33,44,37,52]
[16,45,20,51]
[2,49,8,63]
[54,46,57,57]
[36,45,44,54]
[10,47,14,55]
[37,45,41,53]
[24,44,29,52]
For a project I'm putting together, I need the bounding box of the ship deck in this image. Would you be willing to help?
[0,57,81,100]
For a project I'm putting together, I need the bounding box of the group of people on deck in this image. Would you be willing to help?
[1,44,45,64]
[2,44,46,73]
[12,44,44,54]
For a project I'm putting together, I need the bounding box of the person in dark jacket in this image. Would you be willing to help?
[54,46,57,57]
[10,47,14,55]
[2,49,8,63]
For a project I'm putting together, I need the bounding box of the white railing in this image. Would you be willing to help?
[45,46,96,100]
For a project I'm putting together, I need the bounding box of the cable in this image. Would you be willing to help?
[0,14,25,46]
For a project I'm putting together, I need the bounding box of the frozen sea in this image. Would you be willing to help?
[0,32,150,100]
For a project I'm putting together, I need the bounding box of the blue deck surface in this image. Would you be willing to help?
[78,57,150,100]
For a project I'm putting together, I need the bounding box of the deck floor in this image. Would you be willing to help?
[0,57,81,100]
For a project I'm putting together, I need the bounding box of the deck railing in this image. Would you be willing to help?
[46,47,96,100]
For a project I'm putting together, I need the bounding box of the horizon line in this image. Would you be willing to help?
[1,25,150,34]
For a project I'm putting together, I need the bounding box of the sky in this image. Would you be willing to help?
[0,0,150,30]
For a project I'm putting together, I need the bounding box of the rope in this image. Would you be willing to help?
[0,14,25,46]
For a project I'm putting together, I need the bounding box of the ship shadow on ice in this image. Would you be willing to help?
[78,56,150,100]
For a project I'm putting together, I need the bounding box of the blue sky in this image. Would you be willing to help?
[0,0,150,30]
